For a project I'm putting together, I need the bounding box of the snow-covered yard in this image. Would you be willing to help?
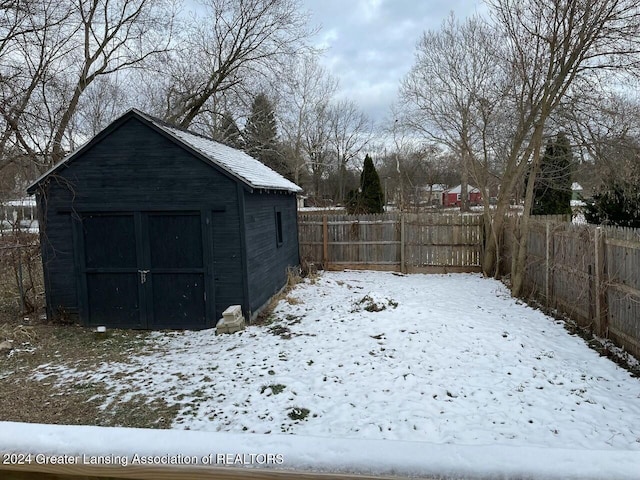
[11,270,640,478]
[32,271,640,447]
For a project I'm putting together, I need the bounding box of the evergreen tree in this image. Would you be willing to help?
[360,154,384,214]
[346,155,384,214]
[584,182,640,228]
[216,112,243,149]
[532,132,573,215]
[243,93,291,178]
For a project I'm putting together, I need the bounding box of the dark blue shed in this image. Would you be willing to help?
[27,109,301,329]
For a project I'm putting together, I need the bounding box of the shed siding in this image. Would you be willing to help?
[211,210,244,320]
[243,191,299,316]
[39,117,243,322]
[39,209,77,317]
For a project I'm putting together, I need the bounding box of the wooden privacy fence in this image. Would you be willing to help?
[503,216,640,358]
[298,212,483,274]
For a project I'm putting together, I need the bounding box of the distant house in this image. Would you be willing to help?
[571,182,584,200]
[571,182,585,208]
[1,197,37,231]
[443,185,482,207]
[420,184,447,206]
[27,109,302,330]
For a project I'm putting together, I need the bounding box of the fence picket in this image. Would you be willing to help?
[298,212,483,274]
[501,216,640,359]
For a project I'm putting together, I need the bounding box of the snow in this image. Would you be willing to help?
[3,197,36,207]
[422,184,448,192]
[4,271,640,479]
[1,422,639,479]
[445,184,481,194]
[573,213,587,225]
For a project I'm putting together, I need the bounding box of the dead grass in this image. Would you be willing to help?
[256,266,305,325]
[284,295,301,305]
[0,323,37,343]
[0,315,176,428]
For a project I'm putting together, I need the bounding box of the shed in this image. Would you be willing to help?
[27,109,302,330]
[442,185,482,207]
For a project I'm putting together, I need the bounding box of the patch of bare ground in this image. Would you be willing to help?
[0,315,179,428]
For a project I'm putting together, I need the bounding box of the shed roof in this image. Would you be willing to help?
[422,184,447,192]
[28,109,302,194]
[445,184,481,194]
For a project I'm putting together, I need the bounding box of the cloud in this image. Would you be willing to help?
[300,0,487,123]
[357,0,383,22]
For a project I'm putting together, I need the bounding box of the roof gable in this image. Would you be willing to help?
[28,109,301,194]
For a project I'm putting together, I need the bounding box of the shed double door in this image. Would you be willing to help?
[80,212,210,329]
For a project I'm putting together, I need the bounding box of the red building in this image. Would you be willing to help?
[442,184,482,207]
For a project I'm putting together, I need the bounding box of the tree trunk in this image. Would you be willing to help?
[511,127,544,297]
[482,197,509,277]
[460,152,470,212]
[338,161,347,204]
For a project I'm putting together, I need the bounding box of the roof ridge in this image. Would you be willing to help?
[134,110,215,143]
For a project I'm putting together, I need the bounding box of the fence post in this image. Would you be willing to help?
[594,226,607,336]
[17,250,25,313]
[400,213,406,274]
[545,221,551,306]
[322,214,329,269]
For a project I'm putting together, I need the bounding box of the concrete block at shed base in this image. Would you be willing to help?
[222,305,243,322]
[216,305,245,334]
[216,318,245,334]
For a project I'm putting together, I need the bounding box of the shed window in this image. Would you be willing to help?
[275,209,283,247]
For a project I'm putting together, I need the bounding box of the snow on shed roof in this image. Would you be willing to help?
[28,109,302,194]
[149,116,301,193]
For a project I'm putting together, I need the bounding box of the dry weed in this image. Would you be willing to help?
[256,267,304,324]
[0,323,37,342]
[285,296,301,305]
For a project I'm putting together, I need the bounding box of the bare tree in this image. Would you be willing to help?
[487,0,640,295]
[564,91,640,190]
[72,75,131,138]
[328,99,373,202]
[0,0,175,179]
[278,54,338,186]
[399,0,640,294]
[158,0,315,129]
[0,0,74,172]
[48,0,175,165]
[399,14,504,213]
[377,140,449,211]
[302,99,334,200]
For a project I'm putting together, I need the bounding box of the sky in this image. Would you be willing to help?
[300,0,487,124]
